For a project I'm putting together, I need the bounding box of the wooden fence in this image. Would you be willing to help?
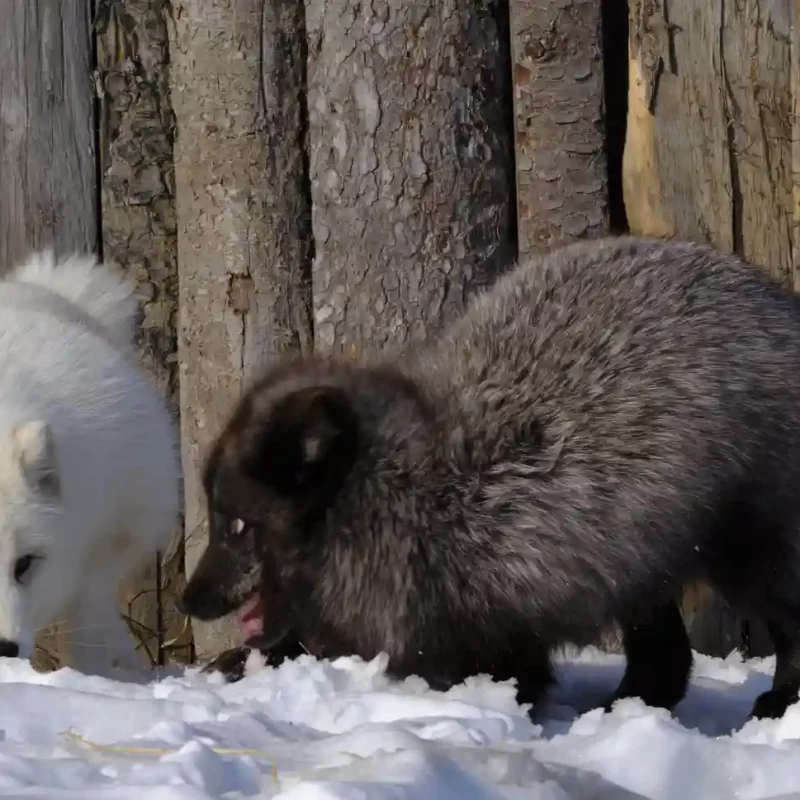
[0,0,794,666]
[625,0,796,657]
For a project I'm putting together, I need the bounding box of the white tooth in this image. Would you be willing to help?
[232,519,245,534]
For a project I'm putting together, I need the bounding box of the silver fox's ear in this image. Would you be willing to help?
[290,386,355,465]
[244,385,360,490]
[12,421,61,497]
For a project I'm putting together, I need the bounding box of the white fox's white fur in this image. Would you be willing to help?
[0,251,180,676]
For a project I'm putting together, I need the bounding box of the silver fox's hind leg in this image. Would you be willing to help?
[713,514,800,719]
[749,621,800,719]
[603,600,693,712]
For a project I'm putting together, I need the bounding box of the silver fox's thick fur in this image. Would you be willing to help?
[183,236,800,719]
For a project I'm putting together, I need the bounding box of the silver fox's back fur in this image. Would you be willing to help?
[412,235,799,634]
[183,236,800,720]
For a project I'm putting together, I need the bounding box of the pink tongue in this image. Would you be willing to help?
[237,594,264,641]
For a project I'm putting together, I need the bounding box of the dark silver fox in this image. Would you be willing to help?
[182,236,800,720]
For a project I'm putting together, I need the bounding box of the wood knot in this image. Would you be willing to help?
[227,274,253,314]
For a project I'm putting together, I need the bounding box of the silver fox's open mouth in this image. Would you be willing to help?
[237,592,264,641]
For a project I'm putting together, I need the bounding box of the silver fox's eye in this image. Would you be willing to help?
[13,554,41,585]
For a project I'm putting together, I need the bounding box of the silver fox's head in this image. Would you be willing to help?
[180,358,363,621]
[178,355,434,630]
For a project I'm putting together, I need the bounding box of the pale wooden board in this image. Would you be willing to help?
[0,0,97,670]
[169,0,313,658]
[625,0,793,657]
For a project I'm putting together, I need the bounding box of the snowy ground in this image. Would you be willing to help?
[0,647,798,799]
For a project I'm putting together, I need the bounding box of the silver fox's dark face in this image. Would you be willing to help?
[179,507,263,622]
[179,357,362,627]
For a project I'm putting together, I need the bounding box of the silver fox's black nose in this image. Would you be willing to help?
[0,640,19,658]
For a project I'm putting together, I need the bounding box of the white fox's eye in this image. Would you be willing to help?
[231,518,245,535]
[13,554,42,585]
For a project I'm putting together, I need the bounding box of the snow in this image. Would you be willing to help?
[0,646,798,799]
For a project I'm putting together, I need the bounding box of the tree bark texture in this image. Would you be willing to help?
[305,0,518,354]
[625,0,794,657]
[95,0,189,666]
[170,0,313,657]
[0,0,97,268]
[510,0,608,255]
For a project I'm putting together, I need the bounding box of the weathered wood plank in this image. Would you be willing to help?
[305,0,517,354]
[721,0,792,284]
[511,0,608,254]
[95,0,188,666]
[790,0,800,290]
[625,0,791,270]
[624,0,734,248]
[0,0,97,670]
[170,0,313,658]
[625,0,793,657]
[0,0,97,267]
[718,0,792,658]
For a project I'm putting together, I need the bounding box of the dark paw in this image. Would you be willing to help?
[750,688,797,720]
[201,646,252,683]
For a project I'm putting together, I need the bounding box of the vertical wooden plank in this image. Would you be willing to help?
[170,0,313,658]
[625,0,790,269]
[305,0,517,354]
[0,0,97,266]
[510,0,615,648]
[510,0,608,254]
[721,0,792,284]
[792,0,800,291]
[624,0,734,249]
[95,0,189,666]
[624,0,793,657]
[720,0,792,659]
[0,0,97,670]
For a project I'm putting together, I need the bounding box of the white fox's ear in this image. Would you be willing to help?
[12,421,60,497]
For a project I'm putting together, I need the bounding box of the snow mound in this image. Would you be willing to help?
[0,647,796,798]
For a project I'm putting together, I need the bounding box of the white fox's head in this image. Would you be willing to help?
[0,419,68,659]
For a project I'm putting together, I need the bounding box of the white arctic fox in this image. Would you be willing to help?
[0,251,180,677]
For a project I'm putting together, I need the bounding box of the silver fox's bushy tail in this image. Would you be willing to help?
[8,250,138,347]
